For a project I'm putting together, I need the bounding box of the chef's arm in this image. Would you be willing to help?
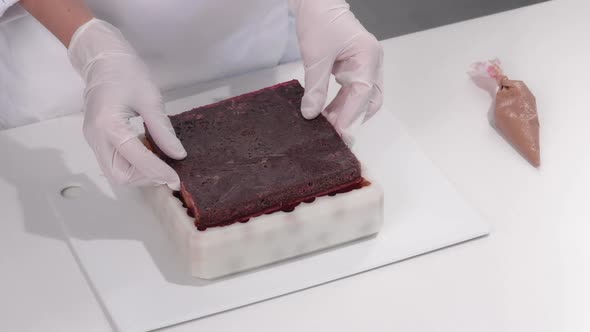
[288,0,383,145]
[20,0,94,47]
[20,0,186,190]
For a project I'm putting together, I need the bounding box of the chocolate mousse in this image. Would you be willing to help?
[495,76,540,167]
[470,59,541,167]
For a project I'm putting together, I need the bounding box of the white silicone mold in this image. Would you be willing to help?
[142,175,384,279]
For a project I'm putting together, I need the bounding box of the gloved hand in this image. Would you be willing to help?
[68,19,186,190]
[289,0,384,145]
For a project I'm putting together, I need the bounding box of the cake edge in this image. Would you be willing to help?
[144,79,364,231]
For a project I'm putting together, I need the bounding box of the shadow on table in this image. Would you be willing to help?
[0,135,70,241]
[0,134,213,287]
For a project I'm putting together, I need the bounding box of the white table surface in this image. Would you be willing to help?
[1,0,588,331]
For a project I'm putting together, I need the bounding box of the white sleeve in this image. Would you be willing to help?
[1,1,26,24]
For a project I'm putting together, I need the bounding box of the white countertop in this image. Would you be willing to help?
[1,0,589,331]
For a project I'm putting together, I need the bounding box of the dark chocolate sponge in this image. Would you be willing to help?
[146,80,362,230]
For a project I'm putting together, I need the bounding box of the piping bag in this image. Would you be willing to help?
[470,59,541,168]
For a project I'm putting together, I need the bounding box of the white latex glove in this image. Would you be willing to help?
[68,19,186,190]
[289,0,384,145]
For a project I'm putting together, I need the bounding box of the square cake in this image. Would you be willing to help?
[146,80,363,231]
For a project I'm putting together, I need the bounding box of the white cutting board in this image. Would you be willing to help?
[47,104,489,332]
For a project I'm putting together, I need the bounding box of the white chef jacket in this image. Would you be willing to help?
[0,1,299,129]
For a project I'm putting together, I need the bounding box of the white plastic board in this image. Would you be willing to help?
[48,108,489,332]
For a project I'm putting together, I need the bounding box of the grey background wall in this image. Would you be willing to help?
[348,0,549,40]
